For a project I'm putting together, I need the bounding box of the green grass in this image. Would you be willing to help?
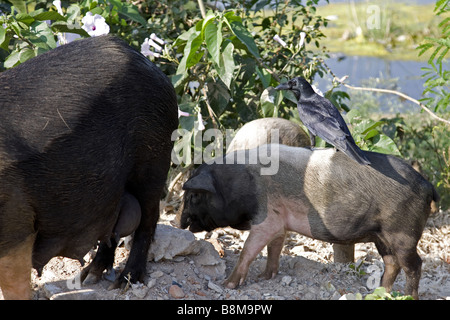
[315,1,445,61]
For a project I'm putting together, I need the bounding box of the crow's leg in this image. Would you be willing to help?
[308,131,316,150]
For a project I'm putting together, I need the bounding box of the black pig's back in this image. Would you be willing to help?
[0,36,178,269]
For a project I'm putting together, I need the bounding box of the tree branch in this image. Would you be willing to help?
[197,0,206,18]
[320,59,450,126]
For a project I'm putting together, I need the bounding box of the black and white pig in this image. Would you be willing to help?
[0,36,178,299]
[225,117,354,263]
[180,145,439,300]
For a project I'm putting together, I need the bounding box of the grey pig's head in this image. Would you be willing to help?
[180,164,256,233]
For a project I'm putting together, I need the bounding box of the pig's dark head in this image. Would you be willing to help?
[180,164,259,233]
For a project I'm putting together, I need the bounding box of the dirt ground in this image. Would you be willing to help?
[0,170,448,300]
[1,206,447,300]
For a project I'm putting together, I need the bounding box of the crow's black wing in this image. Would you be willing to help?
[297,97,371,165]
[309,95,353,136]
[297,99,350,151]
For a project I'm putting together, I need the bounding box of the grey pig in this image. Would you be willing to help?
[225,117,354,263]
[180,145,439,300]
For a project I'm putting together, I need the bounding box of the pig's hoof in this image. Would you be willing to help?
[103,268,116,282]
[258,270,277,280]
[224,281,238,289]
[107,280,122,291]
[82,273,101,285]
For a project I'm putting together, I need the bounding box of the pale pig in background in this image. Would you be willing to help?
[180,145,439,300]
[226,118,309,153]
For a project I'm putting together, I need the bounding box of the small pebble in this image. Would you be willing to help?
[208,281,223,293]
[150,270,164,279]
[169,284,185,299]
[281,275,292,286]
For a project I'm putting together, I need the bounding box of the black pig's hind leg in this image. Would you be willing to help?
[81,239,118,285]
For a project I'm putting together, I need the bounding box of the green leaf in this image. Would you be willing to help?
[229,21,260,59]
[119,3,147,25]
[437,46,449,64]
[260,87,279,117]
[255,66,271,88]
[201,10,216,34]
[176,29,194,43]
[29,9,66,22]
[0,26,6,46]
[51,21,90,37]
[66,4,81,23]
[417,43,433,56]
[207,79,230,116]
[370,134,401,156]
[345,109,362,123]
[355,119,385,135]
[15,13,34,25]
[19,47,35,63]
[364,129,380,140]
[178,30,202,71]
[205,21,222,66]
[224,11,241,24]
[171,74,186,91]
[4,50,20,68]
[28,20,57,49]
[9,0,27,14]
[215,40,235,89]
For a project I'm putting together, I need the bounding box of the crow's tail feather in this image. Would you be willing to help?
[343,141,371,165]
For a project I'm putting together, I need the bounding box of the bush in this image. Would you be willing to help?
[0,1,445,206]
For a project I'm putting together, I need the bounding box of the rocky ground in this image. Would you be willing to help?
[0,170,448,301]
[2,204,447,301]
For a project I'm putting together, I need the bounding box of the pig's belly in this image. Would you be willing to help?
[32,233,98,270]
[268,197,313,238]
[32,208,118,272]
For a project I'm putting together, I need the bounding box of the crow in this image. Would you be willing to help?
[276,77,371,165]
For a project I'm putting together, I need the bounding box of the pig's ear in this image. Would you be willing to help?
[183,172,216,193]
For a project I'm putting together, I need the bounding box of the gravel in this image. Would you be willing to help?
[1,206,444,300]
[1,172,448,301]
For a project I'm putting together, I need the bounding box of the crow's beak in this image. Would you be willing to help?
[275,82,291,91]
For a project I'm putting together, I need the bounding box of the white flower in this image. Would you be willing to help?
[82,12,110,37]
[197,111,205,131]
[141,38,161,58]
[188,81,200,96]
[150,33,165,45]
[273,34,287,48]
[57,33,81,46]
[141,35,166,59]
[53,0,63,15]
[178,108,190,118]
[299,32,306,47]
[148,38,162,52]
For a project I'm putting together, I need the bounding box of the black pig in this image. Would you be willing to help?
[112,192,141,243]
[0,36,178,299]
[181,145,439,299]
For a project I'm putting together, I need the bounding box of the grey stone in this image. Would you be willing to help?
[50,289,100,300]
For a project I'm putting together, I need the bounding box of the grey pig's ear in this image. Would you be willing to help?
[182,172,216,193]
